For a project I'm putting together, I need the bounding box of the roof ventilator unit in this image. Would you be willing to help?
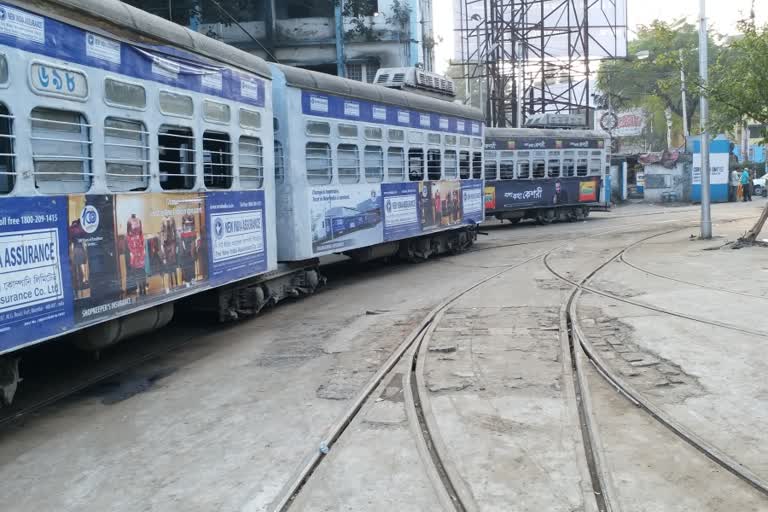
[373,67,456,101]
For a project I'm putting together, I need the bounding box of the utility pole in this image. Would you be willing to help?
[699,0,712,239]
[679,48,689,137]
[335,0,346,77]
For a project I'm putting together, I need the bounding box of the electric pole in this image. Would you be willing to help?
[699,0,712,239]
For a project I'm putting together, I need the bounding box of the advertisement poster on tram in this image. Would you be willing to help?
[419,180,463,232]
[309,185,383,254]
[382,182,421,241]
[205,190,267,282]
[485,177,600,212]
[0,197,73,353]
[461,180,484,223]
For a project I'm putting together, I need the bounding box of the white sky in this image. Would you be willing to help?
[434,0,768,72]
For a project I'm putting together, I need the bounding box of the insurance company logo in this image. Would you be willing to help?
[80,205,100,234]
[385,199,392,213]
[214,217,225,239]
[0,7,6,21]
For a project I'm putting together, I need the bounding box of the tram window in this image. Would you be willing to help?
[306,142,332,185]
[388,129,405,142]
[338,123,358,138]
[472,138,483,149]
[517,152,531,179]
[275,141,285,184]
[364,146,384,183]
[427,133,441,145]
[562,151,575,177]
[427,149,442,180]
[459,151,470,179]
[239,136,263,189]
[338,144,360,183]
[306,121,331,136]
[387,147,405,182]
[532,159,546,179]
[444,150,458,179]
[158,125,195,190]
[460,136,471,147]
[203,131,232,189]
[31,107,91,193]
[364,126,383,140]
[577,152,589,177]
[408,148,424,181]
[472,152,482,179]
[240,108,262,130]
[445,135,457,146]
[203,100,231,124]
[485,158,498,180]
[159,91,193,117]
[0,104,14,193]
[105,117,149,192]
[0,55,7,84]
[104,78,146,109]
[500,151,515,180]
[273,117,279,132]
[548,158,561,178]
[409,131,424,144]
[589,158,602,176]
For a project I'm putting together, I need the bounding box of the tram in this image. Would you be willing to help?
[483,128,610,224]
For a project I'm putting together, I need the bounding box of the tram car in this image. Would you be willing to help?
[269,64,485,263]
[0,0,486,404]
[483,128,610,224]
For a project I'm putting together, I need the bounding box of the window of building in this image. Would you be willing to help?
[203,100,231,124]
[203,131,232,189]
[409,131,424,144]
[577,151,589,176]
[338,144,360,183]
[364,126,382,140]
[346,63,363,82]
[548,158,561,178]
[364,146,384,183]
[105,117,149,192]
[408,148,424,181]
[275,141,285,184]
[459,151,470,179]
[159,91,193,117]
[0,104,14,193]
[277,0,333,18]
[517,152,530,179]
[31,107,91,193]
[158,125,195,190]
[472,152,482,179]
[366,62,380,83]
[338,123,358,138]
[306,121,331,136]
[389,129,405,142]
[427,149,442,180]
[443,150,457,179]
[240,108,262,130]
[500,151,515,179]
[104,78,146,109]
[427,133,441,145]
[387,147,405,181]
[239,136,263,189]
[306,142,332,185]
[563,151,575,177]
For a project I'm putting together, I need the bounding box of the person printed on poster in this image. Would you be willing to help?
[434,186,442,227]
[160,216,178,293]
[180,213,197,287]
[552,180,569,205]
[126,213,148,297]
[421,183,435,228]
[69,218,89,299]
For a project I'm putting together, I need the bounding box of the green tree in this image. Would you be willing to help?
[597,20,720,141]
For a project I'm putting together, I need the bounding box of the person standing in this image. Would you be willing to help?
[741,168,752,202]
[730,169,741,202]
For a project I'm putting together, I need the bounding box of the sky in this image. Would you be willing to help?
[434,0,768,73]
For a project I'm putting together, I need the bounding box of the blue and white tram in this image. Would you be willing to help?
[483,128,610,224]
[270,64,486,262]
[0,0,311,403]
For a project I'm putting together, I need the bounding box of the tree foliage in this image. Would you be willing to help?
[708,22,768,140]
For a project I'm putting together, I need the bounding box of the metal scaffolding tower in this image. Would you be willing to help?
[455,0,626,127]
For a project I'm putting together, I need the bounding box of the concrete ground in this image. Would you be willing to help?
[1,200,768,511]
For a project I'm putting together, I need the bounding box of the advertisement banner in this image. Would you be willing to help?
[382,182,421,242]
[484,177,601,212]
[461,180,484,223]
[419,180,464,233]
[206,190,267,282]
[0,197,73,352]
[310,185,383,254]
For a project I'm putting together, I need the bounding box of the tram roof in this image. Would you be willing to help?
[14,0,271,79]
[486,127,607,139]
[274,64,485,122]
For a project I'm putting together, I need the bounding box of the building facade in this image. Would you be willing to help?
[127,0,435,81]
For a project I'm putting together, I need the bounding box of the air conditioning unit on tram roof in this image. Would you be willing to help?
[374,67,456,101]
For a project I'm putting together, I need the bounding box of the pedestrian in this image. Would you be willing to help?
[730,168,740,202]
[741,168,752,202]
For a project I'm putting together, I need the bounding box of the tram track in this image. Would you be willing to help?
[544,228,768,499]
